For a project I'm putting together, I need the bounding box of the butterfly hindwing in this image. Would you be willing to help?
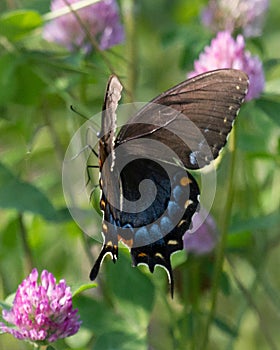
[130,169,200,297]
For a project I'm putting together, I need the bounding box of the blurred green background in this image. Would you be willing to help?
[0,0,280,349]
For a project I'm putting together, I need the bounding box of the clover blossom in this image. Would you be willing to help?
[43,0,125,52]
[184,208,218,255]
[0,268,81,344]
[187,31,265,100]
[201,0,269,37]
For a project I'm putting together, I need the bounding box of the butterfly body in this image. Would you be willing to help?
[90,70,249,295]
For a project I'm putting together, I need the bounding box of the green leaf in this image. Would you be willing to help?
[72,282,97,298]
[102,250,155,345]
[4,293,16,307]
[0,54,18,106]
[74,296,128,335]
[230,212,280,234]
[173,0,205,23]
[0,10,42,41]
[94,331,146,350]
[0,54,46,106]
[227,231,254,249]
[0,162,57,220]
[105,249,155,317]
[220,271,231,296]
[263,58,280,72]
[0,300,12,310]
[255,97,280,127]
[214,316,238,338]
[74,251,155,348]
[53,207,73,222]
[65,327,92,349]
[13,63,46,105]
[171,249,187,269]
[265,78,280,95]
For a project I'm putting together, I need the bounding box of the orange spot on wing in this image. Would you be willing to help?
[138,252,148,258]
[118,235,133,248]
[180,176,192,186]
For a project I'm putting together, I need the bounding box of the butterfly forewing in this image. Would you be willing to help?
[117,69,249,169]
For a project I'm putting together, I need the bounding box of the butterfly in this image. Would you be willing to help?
[89,69,249,296]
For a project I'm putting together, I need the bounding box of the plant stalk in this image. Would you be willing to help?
[200,127,237,349]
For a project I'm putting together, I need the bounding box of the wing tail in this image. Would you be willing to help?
[90,242,118,280]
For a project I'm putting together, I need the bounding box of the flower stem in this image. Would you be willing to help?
[18,213,34,274]
[227,257,278,350]
[43,0,100,21]
[61,0,116,74]
[200,127,237,349]
[123,0,138,102]
[190,259,200,350]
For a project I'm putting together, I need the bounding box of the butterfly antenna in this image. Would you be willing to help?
[87,144,98,158]
[86,163,98,185]
[70,105,87,119]
[70,106,100,136]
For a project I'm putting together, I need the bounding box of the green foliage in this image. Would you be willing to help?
[256,97,280,127]
[71,251,155,349]
[213,316,239,338]
[0,162,57,220]
[0,10,42,41]
[0,0,280,349]
[72,283,97,297]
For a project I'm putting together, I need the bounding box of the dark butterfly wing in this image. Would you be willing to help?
[127,160,200,297]
[90,70,248,295]
[90,75,122,280]
[116,69,249,169]
[99,75,122,164]
[92,155,200,297]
